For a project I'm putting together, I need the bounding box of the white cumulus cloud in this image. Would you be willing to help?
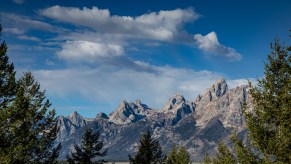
[40,6,198,41]
[39,6,242,64]
[194,31,242,61]
[57,40,124,62]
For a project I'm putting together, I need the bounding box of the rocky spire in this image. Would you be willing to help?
[202,78,228,101]
[162,94,186,111]
[212,78,228,97]
[67,111,87,127]
[96,112,109,119]
[133,99,151,114]
[162,94,195,125]
[108,100,136,124]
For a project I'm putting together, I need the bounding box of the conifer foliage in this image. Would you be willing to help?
[209,37,291,163]
[203,152,212,164]
[66,128,107,164]
[0,25,16,108]
[245,39,291,163]
[166,146,191,164]
[129,130,165,164]
[229,134,259,163]
[212,143,236,164]
[0,25,61,163]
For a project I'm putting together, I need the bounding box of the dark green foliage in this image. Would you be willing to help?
[212,38,291,163]
[212,143,236,164]
[0,73,61,163]
[203,151,212,164]
[129,130,165,164]
[0,24,17,162]
[230,134,259,164]
[66,128,107,164]
[166,146,191,164]
[0,26,61,163]
[245,39,291,163]
[0,25,16,108]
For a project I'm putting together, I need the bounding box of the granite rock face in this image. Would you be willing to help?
[108,99,152,124]
[161,94,195,126]
[57,111,93,142]
[194,78,251,130]
[57,78,251,162]
[96,112,109,119]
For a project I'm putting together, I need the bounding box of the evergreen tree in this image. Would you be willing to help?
[0,26,61,163]
[1,72,61,163]
[166,146,178,164]
[66,128,107,164]
[203,151,212,164]
[129,130,165,164]
[0,24,18,163]
[211,37,291,163]
[212,143,236,164]
[245,39,291,163]
[0,25,16,108]
[230,134,259,164]
[166,146,191,164]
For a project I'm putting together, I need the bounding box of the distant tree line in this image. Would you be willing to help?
[0,23,290,163]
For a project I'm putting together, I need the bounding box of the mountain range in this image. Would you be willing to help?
[56,78,252,162]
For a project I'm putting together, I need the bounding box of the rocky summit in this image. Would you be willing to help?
[56,78,251,162]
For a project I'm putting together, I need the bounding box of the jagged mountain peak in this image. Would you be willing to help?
[68,111,80,119]
[109,100,136,124]
[163,94,186,111]
[67,110,88,127]
[161,94,195,126]
[57,111,92,142]
[211,78,228,97]
[135,99,141,105]
[108,99,151,124]
[214,77,226,85]
[195,80,251,129]
[118,100,129,108]
[171,94,186,103]
[201,78,228,102]
[57,78,252,161]
[133,99,151,114]
[96,112,109,119]
[116,100,134,112]
[133,99,146,109]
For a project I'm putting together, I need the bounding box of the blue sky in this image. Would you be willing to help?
[1,0,290,117]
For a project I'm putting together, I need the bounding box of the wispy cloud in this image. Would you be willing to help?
[0,13,65,34]
[33,64,223,110]
[227,78,257,88]
[3,27,25,35]
[40,6,198,42]
[193,31,242,61]
[1,5,249,115]
[39,6,242,61]
[12,0,24,5]
[17,35,41,42]
[1,6,243,62]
